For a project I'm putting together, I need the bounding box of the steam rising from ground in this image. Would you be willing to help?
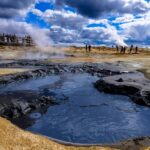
[0,19,67,60]
[105,23,127,47]
[19,46,66,60]
[0,46,66,60]
[0,19,53,47]
[27,28,52,47]
[0,19,128,49]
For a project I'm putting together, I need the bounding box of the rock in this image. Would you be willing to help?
[0,95,57,119]
[95,72,150,107]
[116,78,124,82]
[0,62,127,86]
[0,61,129,119]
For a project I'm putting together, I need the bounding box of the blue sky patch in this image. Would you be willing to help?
[26,12,51,29]
[87,23,106,28]
[64,6,76,13]
[35,2,54,12]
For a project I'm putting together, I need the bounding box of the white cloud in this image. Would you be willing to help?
[121,20,150,43]
[88,19,108,25]
[113,14,135,23]
[31,8,128,45]
[1,0,150,46]
[120,13,150,39]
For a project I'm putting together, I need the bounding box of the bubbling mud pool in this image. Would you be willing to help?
[1,73,150,144]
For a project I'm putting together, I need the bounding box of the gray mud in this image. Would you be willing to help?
[0,60,150,144]
[0,61,125,119]
[95,72,150,107]
[9,73,150,144]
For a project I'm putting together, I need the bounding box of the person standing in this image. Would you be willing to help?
[116,45,119,53]
[88,45,92,53]
[135,46,138,54]
[85,44,88,53]
[120,46,124,54]
[129,45,133,54]
[124,46,127,54]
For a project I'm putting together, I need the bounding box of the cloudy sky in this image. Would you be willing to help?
[0,0,150,46]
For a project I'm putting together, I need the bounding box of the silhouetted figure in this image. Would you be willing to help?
[116,45,119,53]
[129,45,133,54]
[135,46,138,54]
[85,44,88,53]
[123,46,127,54]
[120,46,124,53]
[88,45,92,53]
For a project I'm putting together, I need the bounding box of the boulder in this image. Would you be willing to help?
[95,72,150,106]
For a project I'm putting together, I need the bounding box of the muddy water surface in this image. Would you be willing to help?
[1,73,150,144]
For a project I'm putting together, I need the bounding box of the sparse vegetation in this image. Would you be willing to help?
[0,117,150,150]
[0,117,119,150]
[0,68,30,76]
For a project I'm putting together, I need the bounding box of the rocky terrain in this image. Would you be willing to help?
[0,60,126,120]
[1,60,150,120]
[95,71,150,107]
[0,47,150,149]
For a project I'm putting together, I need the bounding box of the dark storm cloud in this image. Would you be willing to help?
[0,0,36,18]
[0,8,18,18]
[56,0,150,18]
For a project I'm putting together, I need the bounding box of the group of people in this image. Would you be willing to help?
[116,45,139,54]
[85,44,92,53]
[84,44,139,54]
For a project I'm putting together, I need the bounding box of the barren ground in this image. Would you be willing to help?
[0,117,150,150]
[0,46,150,149]
[0,68,31,76]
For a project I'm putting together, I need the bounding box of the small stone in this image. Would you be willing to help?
[116,78,124,82]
